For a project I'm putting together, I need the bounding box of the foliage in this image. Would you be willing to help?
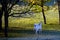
[23,0,51,5]
[10,0,51,14]
[31,5,42,13]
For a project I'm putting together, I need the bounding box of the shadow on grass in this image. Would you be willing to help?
[0,27,60,37]
[8,27,60,35]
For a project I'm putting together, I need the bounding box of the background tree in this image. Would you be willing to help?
[41,0,46,24]
[57,0,60,24]
[24,0,51,24]
[9,0,51,24]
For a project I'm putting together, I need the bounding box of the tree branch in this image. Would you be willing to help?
[8,0,19,12]
[9,2,34,17]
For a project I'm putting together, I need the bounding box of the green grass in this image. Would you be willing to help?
[2,5,59,31]
[43,24,60,31]
[8,24,60,31]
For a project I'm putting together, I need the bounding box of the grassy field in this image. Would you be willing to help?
[2,5,60,31]
[0,2,60,37]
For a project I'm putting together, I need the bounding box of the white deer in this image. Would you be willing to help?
[34,22,42,34]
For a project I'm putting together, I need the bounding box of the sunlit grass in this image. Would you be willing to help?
[2,5,59,31]
[43,24,60,31]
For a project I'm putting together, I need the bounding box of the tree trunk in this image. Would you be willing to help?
[42,7,46,24]
[0,0,3,31]
[2,0,8,37]
[4,9,8,37]
[58,11,60,24]
[41,0,46,24]
[57,0,60,24]
[0,10,3,31]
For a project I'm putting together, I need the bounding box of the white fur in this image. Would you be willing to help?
[34,23,42,33]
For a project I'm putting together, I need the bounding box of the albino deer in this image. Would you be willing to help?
[34,22,42,34]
